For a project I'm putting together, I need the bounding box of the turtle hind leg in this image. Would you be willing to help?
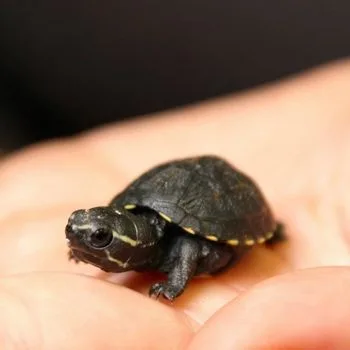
[210,245,249,275]
[265,222,287,246]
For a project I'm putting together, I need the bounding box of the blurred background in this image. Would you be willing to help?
[1,1,349,153]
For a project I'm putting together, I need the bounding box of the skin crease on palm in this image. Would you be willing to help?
[1,59,350,350]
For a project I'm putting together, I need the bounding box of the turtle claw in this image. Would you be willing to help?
[149,282,180,301]
[149,282,163,299]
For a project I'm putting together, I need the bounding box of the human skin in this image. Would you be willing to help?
[1,59,350,349]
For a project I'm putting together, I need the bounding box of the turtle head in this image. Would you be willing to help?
[65,206,149,272]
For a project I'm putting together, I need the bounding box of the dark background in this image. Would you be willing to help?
[1,1,349,152]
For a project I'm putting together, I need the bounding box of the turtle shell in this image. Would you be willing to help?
[110,155,277,246]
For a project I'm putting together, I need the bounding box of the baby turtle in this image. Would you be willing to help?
[65,155,284,300]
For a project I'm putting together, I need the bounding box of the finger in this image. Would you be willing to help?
[189,267,350,350]
[0,272,192,350]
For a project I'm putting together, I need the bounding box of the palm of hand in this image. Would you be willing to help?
[1,61,350,349]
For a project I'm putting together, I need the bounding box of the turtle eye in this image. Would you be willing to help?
[89,228,113,249]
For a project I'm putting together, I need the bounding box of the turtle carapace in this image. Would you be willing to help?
[65,155,285,300]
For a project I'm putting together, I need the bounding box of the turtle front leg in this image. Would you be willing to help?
[149,236,201,301]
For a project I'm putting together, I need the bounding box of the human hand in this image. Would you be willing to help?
[1,59,350,349]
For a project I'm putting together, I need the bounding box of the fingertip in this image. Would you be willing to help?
[189,267,350,350]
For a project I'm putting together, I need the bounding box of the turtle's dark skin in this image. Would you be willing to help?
[65,155,285,300]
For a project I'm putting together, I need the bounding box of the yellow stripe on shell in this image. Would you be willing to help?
[158,212,172,222]
[183,227,195,234]
[205,235,218,241]
[245,239,255,246]
[112,230,140,247]
[266,232,274,240]
[257,237,266,244]
[105,250,129,268]
[227,239,240,246]
[124,204,136,210]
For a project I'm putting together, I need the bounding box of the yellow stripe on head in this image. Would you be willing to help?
[72,224,93,230]
[124,204,136,210]
[158,212,172,222]
[112,230,140,247]
[105,250,129,268]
